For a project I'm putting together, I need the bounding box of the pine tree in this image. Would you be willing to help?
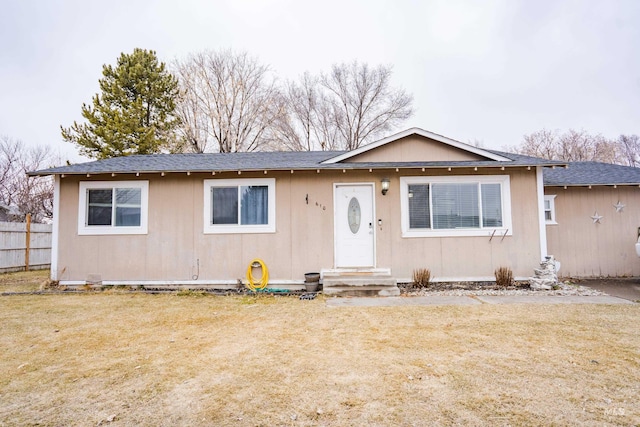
[61,48,180,159]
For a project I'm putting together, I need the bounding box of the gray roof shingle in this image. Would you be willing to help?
[29,151,342,175]
[543,161,640,186]
[29,149,640,187]
[29,149,565,176]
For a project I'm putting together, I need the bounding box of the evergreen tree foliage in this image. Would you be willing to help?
[61,48,180,159]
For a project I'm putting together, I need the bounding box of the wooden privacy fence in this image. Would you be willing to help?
[0,216,52,273]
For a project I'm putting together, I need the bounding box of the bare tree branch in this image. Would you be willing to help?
[320,62,414,150]
[511,129,622,164]
[276,63,413,151]
[0,136,58,223]
[173,50,285,153]
[616,134,640,167]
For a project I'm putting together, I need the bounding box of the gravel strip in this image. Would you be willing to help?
[403,282,606,297]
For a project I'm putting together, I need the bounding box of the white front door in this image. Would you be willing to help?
[334,184,375,268]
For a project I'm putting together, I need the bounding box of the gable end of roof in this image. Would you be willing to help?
[321,127,512,164]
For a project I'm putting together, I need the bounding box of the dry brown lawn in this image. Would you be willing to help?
[0,272,638,426]
[0,270,48,293]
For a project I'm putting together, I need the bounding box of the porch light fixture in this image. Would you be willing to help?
[381,178,390,195]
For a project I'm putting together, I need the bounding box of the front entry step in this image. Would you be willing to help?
[322,274,400,297]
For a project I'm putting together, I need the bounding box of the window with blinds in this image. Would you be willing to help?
[481,183,502,227]
[432,183,479,229]
[400,176,512,237]
[408,184,430,228]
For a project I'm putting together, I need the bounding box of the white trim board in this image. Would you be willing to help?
[50,175,60,281]
[536,167,548,260]
[59,279,306,287]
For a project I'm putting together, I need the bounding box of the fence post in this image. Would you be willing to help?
[25,213,31,272]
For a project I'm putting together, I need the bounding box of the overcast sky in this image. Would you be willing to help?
[1,0,638,162]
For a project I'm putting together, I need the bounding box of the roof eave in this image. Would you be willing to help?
[545,183,640,187]
[32,162,562,177]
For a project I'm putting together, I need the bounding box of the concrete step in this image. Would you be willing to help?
[321,268,391,278]
[322,274,400,297]
[323,276,397,287]
[323,285,400,297]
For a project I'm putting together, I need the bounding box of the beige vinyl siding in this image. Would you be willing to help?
[386,168,540,280]
[56,167,541,283]
[348,135,486,163]
[57,172,334,282]
[546,186,640,277]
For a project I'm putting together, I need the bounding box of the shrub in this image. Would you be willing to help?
[495,266,514,287]
[412,268,431,288]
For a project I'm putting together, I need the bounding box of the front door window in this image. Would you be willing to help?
[347,197,361,234]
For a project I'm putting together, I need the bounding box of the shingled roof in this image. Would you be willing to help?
[544,161,640,186]
[29,147,640,187]
[30,151,640,188]
[29,149,565,176]
[29,151,340,175]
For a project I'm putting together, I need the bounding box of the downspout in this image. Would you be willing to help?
[536,166,547,261]
[50,175,60,281]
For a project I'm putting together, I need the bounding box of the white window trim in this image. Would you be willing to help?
[400,175,513,238]
[78,181,149,235]
[544,194,557,225]
[203,178,276,234]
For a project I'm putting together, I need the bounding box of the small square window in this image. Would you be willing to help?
[544,195,557,224]
[204,178,275,234]
[78,181,148,235]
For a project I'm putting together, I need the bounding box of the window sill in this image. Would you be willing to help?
[78,226,148,236]
[203,225,276,234]
[402,228,512,238]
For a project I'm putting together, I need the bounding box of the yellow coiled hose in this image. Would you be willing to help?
[246,258,269,291]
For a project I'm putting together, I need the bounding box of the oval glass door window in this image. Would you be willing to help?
[348,197,361,234]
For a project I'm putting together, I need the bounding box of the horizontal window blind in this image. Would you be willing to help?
[432,183,479,229]
[481,183,502,227]
[408,184,430,229]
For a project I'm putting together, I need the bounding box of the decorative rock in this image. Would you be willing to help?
[529,256,559,290]
[529,278,553,290]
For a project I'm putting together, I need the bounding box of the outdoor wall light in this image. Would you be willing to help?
[381,178,390,195]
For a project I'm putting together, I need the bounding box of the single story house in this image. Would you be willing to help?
[30,128,640,294]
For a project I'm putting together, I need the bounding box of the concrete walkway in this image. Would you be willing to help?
[326,294,634,307]
[575,278,640,301]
